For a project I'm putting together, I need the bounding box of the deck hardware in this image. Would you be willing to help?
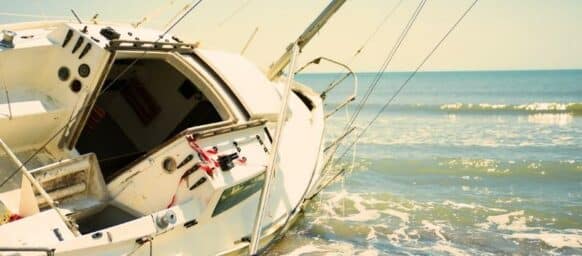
[163,157,177,173]
[234,236,251,245]
[184,219,198,228]
[218,153,239,171]
[20,35,34,39]
[189,177,207,191]
[108,39,197,53]
[100,27,120,40]
[91,232,103,239]
[53,228,63,241]
[156,211,177,229]
[263,127,273,142]
[0,30,16,48]
[78,63,90,77]
[70,79,82,93]
[136,236,152,245]
[81,26,88,33]
[181,163,200,179]
[62,29,73,47]
[72,36,84,53]
[255,135,263,145]
[233,141,241,152]
[177,154,194,169]
[79,43,92,59]
[237,156,247,164]
[90,36,100,43]
[172,36,183,43]
[106,232,112,242]
[128,32,133,36]
[58,67,70,81]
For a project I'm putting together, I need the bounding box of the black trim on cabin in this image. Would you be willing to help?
[263,127,273,143]
[186,52,251,120]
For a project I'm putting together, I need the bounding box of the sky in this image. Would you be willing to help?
[1,0,581,72]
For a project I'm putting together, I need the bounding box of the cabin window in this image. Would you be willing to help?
[76,57,225,181]
[212,173,265,217]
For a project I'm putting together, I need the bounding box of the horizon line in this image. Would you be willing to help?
[299,68,582,74]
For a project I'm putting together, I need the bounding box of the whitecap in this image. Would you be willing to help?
[484,210,535,231]
[381,208,410,223]
[506,232,582,249]
[283,244,325,256]
[422,220,447,241]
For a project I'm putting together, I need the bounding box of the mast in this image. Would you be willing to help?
[266,0,347,80]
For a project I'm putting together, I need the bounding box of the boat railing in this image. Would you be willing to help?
[294,56,358,119]
[0,246,55,256]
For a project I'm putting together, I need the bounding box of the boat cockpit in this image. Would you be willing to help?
[76,53,230,182]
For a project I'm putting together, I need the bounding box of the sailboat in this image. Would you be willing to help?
[0,0,355,255]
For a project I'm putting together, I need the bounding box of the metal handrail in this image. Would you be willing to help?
[0,247,55,256]
[294,56,358,119]
[107,39,199,53]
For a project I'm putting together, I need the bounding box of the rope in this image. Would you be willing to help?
[336,0,480,162]
[0,0,206,190]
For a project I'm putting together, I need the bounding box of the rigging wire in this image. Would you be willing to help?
[36,0,48,22]
[348,0,404,63]
[320,0,427,174]
[240,26,259,55]
[163,0,204,36]
[0,0,206,189]
[133,0,180,28]
[336,0,480,162]
[218,0,254,27]
[318,0,403,103]
[343,0,426,132]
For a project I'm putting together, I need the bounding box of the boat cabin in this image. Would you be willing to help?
[0,20,324,255]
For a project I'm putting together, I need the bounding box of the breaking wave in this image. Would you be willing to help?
[438,102,582,115]
[331,102,582,115]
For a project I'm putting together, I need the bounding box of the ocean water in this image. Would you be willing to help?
[268,70,582,255]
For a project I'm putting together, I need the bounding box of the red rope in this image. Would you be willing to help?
[9,214,22,222]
